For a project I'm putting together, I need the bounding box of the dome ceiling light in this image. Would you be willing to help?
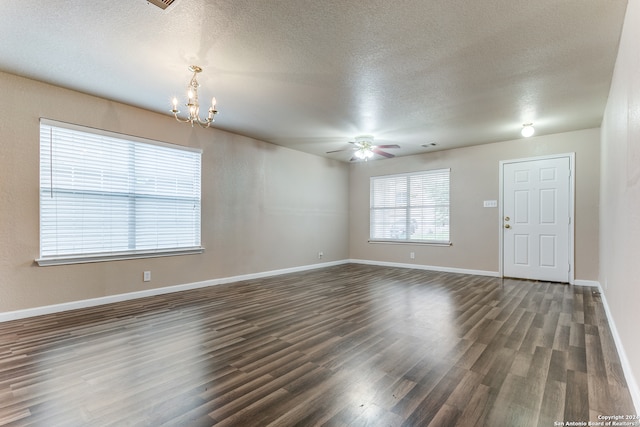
[521,123,535,137]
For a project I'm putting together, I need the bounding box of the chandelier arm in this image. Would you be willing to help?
[172,112,194,124]
[195,119,212,129]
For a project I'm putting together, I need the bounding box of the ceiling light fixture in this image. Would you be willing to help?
[354,146,375,160]
[521,123,535,137]
[171,65,218,128]
[353,135,376,160]
[325,135,399,160]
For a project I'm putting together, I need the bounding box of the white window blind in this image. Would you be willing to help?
[370,169,450,243]
[38,119,203,265]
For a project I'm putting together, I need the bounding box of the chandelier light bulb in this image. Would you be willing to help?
[521,123,535,137]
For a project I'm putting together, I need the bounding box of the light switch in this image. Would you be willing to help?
[483,200,498,208]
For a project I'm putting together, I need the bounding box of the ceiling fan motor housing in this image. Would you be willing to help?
[354,135,375,148]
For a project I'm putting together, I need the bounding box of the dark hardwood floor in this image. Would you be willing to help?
[0,264,636,426]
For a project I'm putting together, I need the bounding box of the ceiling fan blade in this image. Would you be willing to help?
[326,148,353,154]
[373,149,395,158]
[349,156,358,162]
[376,144,400,149]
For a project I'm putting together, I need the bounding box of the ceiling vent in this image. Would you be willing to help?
[146,0,177,10]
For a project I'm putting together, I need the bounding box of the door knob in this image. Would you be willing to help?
[504,224,511,229]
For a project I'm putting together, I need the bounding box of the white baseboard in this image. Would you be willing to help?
[573,279,600,287]
[596,283,640,414]
[349,258,501,278]
[0,259,349,323]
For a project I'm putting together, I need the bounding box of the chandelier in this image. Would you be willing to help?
[171,65,218,128]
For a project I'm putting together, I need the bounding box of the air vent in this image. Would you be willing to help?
[146,0,176,10]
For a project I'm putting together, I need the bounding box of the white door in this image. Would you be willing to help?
[502,156,572,283]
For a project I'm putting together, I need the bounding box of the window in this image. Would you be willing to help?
[370,169,450,244]
[38,119,203,265]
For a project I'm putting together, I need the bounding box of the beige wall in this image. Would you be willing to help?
[600,0,640,406]
[0,71,350,312]
[349,128,601,280]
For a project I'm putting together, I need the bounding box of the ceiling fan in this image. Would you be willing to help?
[326,135,400,161]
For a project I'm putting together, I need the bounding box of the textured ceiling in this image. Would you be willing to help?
[0,0,628,161]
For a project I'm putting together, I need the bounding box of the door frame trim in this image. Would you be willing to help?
[498,153,575,284]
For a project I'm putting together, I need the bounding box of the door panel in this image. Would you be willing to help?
[514,235,529,265]
[539,189,556,224]
[539,235,556,267]
[503,156,571,282]
[514,190,529,224]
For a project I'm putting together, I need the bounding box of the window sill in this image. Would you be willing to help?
[36,247,205,266]
[368,240,452,246]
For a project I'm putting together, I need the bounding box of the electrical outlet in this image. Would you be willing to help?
[143,271,151,282]
[410,252,415,260]
[318,251,324,259]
